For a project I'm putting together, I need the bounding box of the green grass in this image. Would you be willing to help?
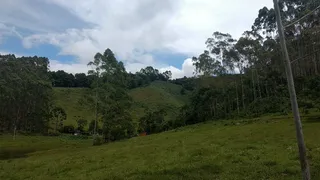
[129,81,189,121]
[1,115,320,179]
[53,88,94,126]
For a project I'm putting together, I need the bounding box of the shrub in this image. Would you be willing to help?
[92,135,103,146]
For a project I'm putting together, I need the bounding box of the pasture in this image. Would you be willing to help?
[1,115,320,180]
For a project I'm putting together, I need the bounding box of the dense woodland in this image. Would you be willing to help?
[0,0,319,142]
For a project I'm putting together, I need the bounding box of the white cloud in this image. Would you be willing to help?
[160,58,195,79]
[49,60,89,74]
[2,0,273,78]
[0,23,22,43]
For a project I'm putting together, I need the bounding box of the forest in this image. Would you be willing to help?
[0,0,319,143]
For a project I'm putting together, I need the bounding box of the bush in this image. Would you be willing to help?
[92,135,103,146]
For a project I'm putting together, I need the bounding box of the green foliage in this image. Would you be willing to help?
[244,97,289,117]
[138,109,167,134]
[86,48,137,142]
[50,106,67,133]
[0,54,52,133]
[49,70,94,88]
[127,66,172,89]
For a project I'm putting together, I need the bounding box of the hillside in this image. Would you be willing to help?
[129,81,190,121]
[1,115,320,179]
[53,88,94,126]
[53,81,190,127]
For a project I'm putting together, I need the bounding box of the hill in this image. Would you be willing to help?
[53,81,190,127]
[53,88,94,126]
[1,115,320,179]
[129,81,190,121]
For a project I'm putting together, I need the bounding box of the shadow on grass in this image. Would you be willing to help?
[0,148,35,160]
[305,116,320,123]
[130,163,222,179]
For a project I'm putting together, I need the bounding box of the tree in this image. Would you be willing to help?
[206,31,237,73]
[86,48,135,142]
[139,109,166,134]
[192,50,225,77]
[51,107,67,133]
[75,73,89,87]
[162,70,172,81]
[50,70,75,87]
[87,53,103,135]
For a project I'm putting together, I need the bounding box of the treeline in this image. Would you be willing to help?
[49,71,94,88]
[50,66,172,88]
[175,0,320,125]
[127,66,172,89]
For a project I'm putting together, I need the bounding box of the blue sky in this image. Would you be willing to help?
[0,0,272,78]
[1,35,76,63]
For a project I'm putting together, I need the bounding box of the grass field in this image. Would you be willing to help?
[129,81,189,121]
[1,115,320,180]
[53,87,94,126]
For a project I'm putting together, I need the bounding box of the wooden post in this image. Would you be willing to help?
[273,0,310,179]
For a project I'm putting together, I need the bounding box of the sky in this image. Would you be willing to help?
[0,0,273,79]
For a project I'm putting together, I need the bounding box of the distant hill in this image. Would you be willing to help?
[129,81,190,121]
[53,81,190,127]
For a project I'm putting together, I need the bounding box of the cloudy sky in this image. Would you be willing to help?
[0,0,272,78]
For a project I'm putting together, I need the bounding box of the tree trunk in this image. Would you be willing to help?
[240,67,245,109]
[13,125,17,140]
[213,99,216,118]
[251,67,256,101]
[313,44,318,75]
[274,1,310,179]
[14,106,20,140]
[256,69,262,98]
[94,88,98,135]
[210,99,214,117]
[265,82,269,98]
[235,82,240,115]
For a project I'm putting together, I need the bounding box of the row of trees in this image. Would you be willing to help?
[50,67,172,89]
[127,66,172,89]
[50,71,94,88]
[175,0,320,125]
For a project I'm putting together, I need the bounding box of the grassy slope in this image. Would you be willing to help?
[1,115,320,179]
[129,81,189,121]
[53,81,189,126]
[53,88,94,126]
